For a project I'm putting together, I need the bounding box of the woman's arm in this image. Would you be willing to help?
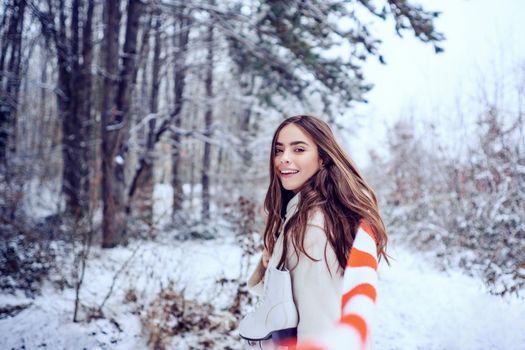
[297,221,379,350]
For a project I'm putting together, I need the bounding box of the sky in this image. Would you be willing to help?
[344,0,525,168]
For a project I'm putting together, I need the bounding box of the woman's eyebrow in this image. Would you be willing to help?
[275,141,310,146]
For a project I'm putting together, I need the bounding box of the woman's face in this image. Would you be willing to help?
[274,123,323,193]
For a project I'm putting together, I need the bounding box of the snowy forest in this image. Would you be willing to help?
[1,0,524,349]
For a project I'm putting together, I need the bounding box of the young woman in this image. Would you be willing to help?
[244,115,388,349]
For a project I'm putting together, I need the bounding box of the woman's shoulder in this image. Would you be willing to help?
[301,208,327,248]
[306,207,325,230]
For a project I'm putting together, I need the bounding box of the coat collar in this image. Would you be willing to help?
[285,191,300,218]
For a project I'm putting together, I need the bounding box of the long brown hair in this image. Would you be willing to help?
[263,115,389,273]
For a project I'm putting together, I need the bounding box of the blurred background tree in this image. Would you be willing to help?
[0,0,444,246]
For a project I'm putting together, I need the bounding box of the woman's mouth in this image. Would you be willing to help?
[280,169,299,178]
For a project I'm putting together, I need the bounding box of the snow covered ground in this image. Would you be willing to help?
[1,235,524,350]
[2,184,524,349]
[375,244,525,350]
[0,237,244,350]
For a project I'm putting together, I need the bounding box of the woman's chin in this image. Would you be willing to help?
[281,181,302,193]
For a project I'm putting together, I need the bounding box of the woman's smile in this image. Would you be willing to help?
[279,169,299,178]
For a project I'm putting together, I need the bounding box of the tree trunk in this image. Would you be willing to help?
[32,0,93,218]
[61,0,94,218]
[237,70,256,171]
[101,0,143,247]
[201,16,214,223]
[79,0,95,215]
[170,5,190,218]
[125,5,190,221]
[0,0,26,166]
[171,117,183,215]
[240,105,252,166]
[56,0,77,216]
[101,0,122,248]
[132,10,162,226]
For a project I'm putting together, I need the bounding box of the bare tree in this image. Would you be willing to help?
[128,8,162,226]
[33,0,95,218]
[169,4,191,217]
[101,0,144,248]
[201,9,214,222]
[0,0,26,167]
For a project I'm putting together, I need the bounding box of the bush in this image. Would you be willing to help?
[0,232,57,296]
[372,108,525,296]
[138,282,237,350]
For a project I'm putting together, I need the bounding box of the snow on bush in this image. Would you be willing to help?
[370,106,525,296]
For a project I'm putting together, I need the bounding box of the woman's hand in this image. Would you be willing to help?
[262,248,270,268]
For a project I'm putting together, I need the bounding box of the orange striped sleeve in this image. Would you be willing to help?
[341,283,377,308]
[340,313,368,343]
[359,220,378,242]
[297,221,379,350]
[347,247,378,270]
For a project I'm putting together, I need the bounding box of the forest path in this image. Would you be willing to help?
[375,243,525,350]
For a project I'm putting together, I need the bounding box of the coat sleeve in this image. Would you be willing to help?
[291,210,342,341]
[297,221,379,350]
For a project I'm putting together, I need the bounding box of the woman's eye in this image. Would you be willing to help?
[295,148,305,152]
[275,149,283,154]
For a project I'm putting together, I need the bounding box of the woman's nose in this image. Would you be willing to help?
[280,152,291,163]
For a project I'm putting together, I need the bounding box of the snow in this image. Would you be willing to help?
[114,155,124,165]
[1,235,524,349]
[0,237,243,349]
[376,244,525,350]
[2,177,523,349]
[24,178,63,219]
[2,179,524,349]
[0,291,144,349]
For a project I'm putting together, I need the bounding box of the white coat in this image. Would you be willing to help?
[247,192,343,343]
